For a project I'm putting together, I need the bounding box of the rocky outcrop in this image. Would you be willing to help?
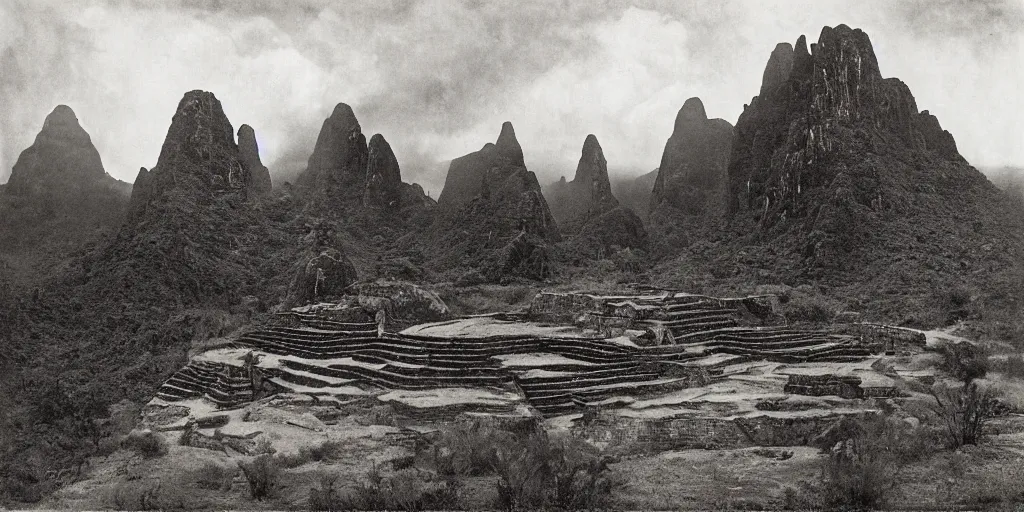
[546,135,620,234]
[351,280,451,326]
[238,124,273,195]
[0,105,130,256]
[288,222,358,305]
[128,91,254,221]
[289,248,359,305]
[431,122,561,281]
[723,25,1007,278]
[648,98,734,250]
[363,134,403,209]
[569,206,649,259]
[297,103,368,208]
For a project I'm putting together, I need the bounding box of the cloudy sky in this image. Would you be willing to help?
[1,0,1021,196]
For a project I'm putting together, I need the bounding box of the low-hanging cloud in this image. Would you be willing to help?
[1,0,1021,197]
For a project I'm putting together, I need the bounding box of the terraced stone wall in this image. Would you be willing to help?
[528,292,608,323]
[573,410,866,452]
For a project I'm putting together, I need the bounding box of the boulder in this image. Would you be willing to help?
[289,247,358,305]
[352,280,452,325]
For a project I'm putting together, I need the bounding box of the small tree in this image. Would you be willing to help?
[238,454,279,500]
[931,341,1000,449]
[931,382,999,449]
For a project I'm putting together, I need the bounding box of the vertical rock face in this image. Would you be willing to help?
[128,90,252,221]
[494,121,525,167]
[760,43,794,95]
[431,122,560,281]
[648,97,735,250]
[363,134,403,209]
[237,124,273,195]
[297,103,369,207]
[546,134,619,233]
[727,25,995,272]
[730,25,978,222]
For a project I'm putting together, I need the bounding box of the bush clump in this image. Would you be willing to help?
[121,431,168,458]
[194,461,234,491]
[238,454,279,500]
[308,467,461,512]
[492,431,616,511]
[793,416,935,510]
[279,440,346,469]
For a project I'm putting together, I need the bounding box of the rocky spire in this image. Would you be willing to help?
[575,134,611,190]
[431,121,560,282]
[726,24,987,272]
[437,122,525,212]
[128,90,251,220]
[363,133,403,209]
[298,102,368,206]
[238,124,272,195]
[6,105,109,196]
[648,97,734,249]
[760,43,794,95]
[495,121,525,167]
[546,134,619,234]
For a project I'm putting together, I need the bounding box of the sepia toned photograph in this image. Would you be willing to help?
[1,0,1022,509]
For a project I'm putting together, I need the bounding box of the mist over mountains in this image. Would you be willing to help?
[2,0,1022,195]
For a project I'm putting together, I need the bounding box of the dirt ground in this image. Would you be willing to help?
[37,414,1024,510]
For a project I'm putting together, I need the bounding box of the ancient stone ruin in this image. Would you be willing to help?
[149,286,926,453]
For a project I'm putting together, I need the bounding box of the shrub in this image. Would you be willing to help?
[279,440,346,469]
[238,454,279,500]
[194,461,234,491]
[938,341,989,384]
[783,290,837,324]
[111,481,163,511]
[930,382,1000,449]
[316,467,461,512]
[417,423,512,476]
[803,416,933,510]
[492,431,615,511]
[993,353,1024,379]
[308,475,345,511]
[121,431,168,458]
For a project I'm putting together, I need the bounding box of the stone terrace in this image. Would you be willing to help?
[153,291,896,419]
